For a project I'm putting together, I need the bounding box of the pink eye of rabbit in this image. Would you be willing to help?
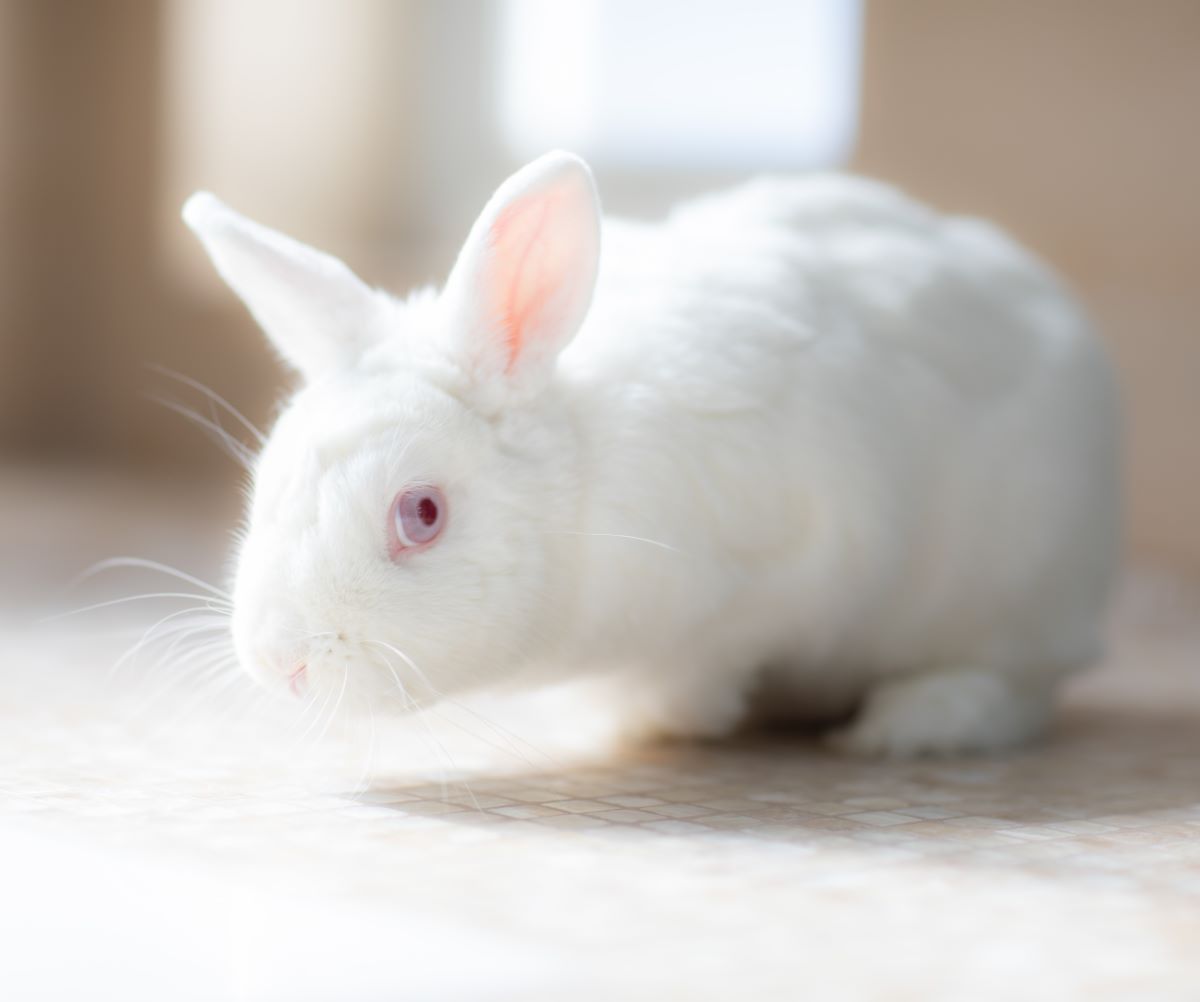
[389,486,445,555]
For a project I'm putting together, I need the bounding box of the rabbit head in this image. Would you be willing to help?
[183,153,601,710]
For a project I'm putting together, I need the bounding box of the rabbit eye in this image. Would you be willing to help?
[389,486,445,555]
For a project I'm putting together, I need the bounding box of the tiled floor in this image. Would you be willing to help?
[2,470,1199,1000]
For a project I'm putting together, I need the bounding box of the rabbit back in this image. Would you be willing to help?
[556,173,1118,685]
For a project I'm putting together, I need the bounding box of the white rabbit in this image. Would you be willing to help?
[183,151,1119,757]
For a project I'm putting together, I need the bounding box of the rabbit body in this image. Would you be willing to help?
[186,154,1119,757]
[549,175,1118,754]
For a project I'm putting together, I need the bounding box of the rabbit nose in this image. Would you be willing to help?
[250,644,307,689]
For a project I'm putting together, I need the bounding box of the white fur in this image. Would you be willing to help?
[183,152,1120,757]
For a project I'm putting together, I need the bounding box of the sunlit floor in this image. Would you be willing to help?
[3,468,1199,1000]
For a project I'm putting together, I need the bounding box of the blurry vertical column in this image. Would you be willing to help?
[155,0,422,473]
[402,0,509,276]
[0,0,161,463]
[160,0,419,287]
[0,1,13,449]
[0,0,424,474]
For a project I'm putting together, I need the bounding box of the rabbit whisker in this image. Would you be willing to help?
[147,364,267,446]
[542,529,683,554]
[73,556,233,600]
[149,394,257,469]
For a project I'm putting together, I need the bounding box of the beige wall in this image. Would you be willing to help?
[0,2,280,473]
[0,1,1196,569]
[851,0,1200,569]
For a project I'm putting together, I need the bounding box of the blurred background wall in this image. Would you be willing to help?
[0,0,1196,570]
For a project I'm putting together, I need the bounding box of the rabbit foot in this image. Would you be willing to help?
[828,667,1054,758]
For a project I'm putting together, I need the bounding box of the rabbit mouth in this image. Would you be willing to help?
[287,663,308,698]
[235,619,445,715]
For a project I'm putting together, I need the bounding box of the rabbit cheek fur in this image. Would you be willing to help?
[185,152,1119,758]
[227,373,579,708]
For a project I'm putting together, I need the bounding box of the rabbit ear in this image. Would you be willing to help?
[182,193,376,379]
[441,152,601,400]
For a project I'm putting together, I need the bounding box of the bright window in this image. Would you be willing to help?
[497,0,864,170]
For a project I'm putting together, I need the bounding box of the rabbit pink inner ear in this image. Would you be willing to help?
[448,153,601,389]
[489,182,583,371]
